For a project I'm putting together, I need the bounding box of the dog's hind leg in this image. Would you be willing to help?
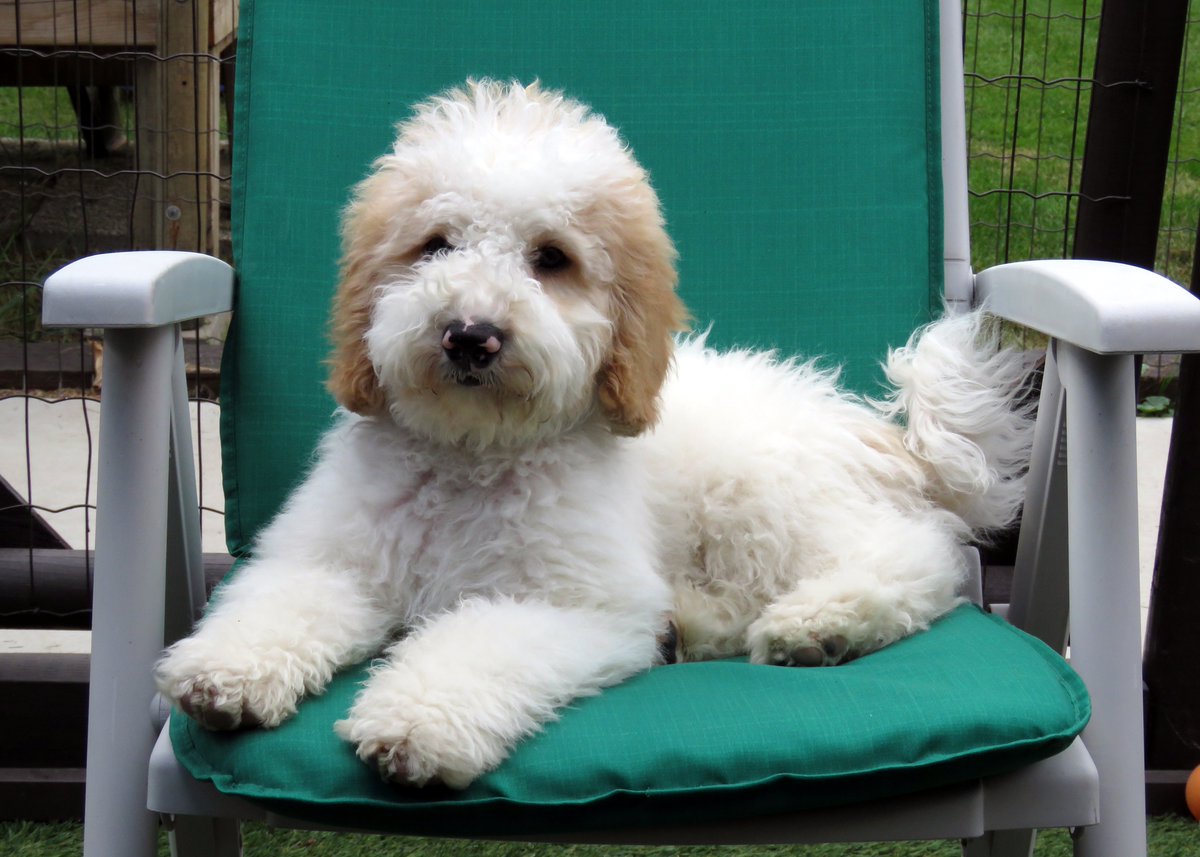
[744,511,967,667]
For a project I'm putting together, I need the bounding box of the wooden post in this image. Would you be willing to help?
[134,0,221,253]
[1142,213,1200,781]
[1071,0,1188,267]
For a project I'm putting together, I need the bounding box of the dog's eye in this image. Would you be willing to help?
[532,245,570,273]
[420,235,454,258]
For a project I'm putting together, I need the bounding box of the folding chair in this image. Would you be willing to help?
[41,1,1200,855]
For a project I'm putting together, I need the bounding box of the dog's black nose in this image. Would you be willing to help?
[441,321,505,371]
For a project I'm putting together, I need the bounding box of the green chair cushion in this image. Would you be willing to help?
[171,605,1089,836]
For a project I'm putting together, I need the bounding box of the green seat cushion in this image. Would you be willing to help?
[171,605,1089,836]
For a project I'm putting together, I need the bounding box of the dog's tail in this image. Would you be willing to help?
[877,309,1037,537]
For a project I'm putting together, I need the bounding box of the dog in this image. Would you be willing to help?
[156,80,1034,790]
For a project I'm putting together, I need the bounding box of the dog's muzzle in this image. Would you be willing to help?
[442,321,505,383]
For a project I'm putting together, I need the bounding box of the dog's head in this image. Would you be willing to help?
[327,80,687,447]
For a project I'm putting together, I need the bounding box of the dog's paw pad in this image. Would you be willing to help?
[761,633,850,668]
[355,737,455,789]
[368,742,413,784]
[821,634,849,662]
[178,678,261,730]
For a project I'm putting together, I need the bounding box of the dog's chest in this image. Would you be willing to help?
[366,455,564,608]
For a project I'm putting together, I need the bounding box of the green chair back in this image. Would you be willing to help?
[222,0,943,556]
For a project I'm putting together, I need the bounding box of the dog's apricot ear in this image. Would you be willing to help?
[597,187,688,436]
[327,172,390,416]
[327,262,386,415]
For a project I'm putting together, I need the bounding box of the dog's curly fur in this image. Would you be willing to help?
[156,80,1035,790]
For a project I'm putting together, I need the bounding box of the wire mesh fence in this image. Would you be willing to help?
[963,0,1198,386]
[963,0,1101,271]
[0,0,234,628]
[1160,1,1200,290]
[0,1,1197,629]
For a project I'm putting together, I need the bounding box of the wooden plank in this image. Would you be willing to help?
[0,51,140,85]
[0,339,221,391]
[0,0,157,49]
[210,0,237,50]
[0,651,90,682]
[1145,770,1191,817]
[0,654,89,774]
[0,548,235,628]
[0,768,85,820]
[0,654,89,820]
[0,653,88,822]
[0,548,94,626]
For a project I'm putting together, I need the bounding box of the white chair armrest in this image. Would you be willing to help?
[975,259,1200,354]
[42,251,234,329]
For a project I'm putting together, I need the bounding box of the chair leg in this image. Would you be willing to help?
[168,814,242,857]
[1058,345,1148,857]
[962,829,1036,857]
[82,327,177,857]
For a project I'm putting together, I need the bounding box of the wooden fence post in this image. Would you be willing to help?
[1143,213,1200,801]
[134,0,221,253]
[1071,0,1188,267]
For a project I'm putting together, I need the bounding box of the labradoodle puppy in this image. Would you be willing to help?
[156,80,1033,790]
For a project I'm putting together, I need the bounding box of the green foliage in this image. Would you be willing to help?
[1138,395,1175,418]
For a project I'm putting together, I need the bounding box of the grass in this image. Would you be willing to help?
[964,0,1101,269]
[0,86,85,145]
[963,0,1200,283]
[2,817,1199,857]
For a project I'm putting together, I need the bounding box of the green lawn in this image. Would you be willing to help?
[0,86,82,145]
[3,817,1200,856]
[963,0,1100,269]
[963,0,1198,283]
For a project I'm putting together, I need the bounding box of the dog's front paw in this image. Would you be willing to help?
[156,639,305,730]
[753,631,850,667]
[746,603,861,667]
[173,674,264,730]
[335,693,507,790]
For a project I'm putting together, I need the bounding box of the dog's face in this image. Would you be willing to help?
[327,81,687,447]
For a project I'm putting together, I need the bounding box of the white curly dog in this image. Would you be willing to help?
[156,81,1034,790]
